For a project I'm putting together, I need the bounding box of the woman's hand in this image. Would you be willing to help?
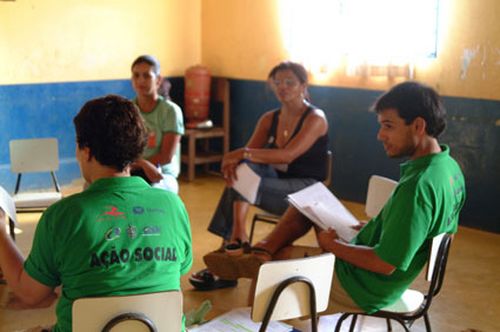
[221,150,244,186]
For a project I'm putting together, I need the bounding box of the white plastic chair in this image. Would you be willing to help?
[9,138,62,211]
[334,233,452,332]
[365,175,398,218]
[72,290,183,332]
[252,253,335,332]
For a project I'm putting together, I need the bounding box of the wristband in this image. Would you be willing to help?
[243,147,252,161]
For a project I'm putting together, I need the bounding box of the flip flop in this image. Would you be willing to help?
[189,268,238,291]
[224,239,251,256]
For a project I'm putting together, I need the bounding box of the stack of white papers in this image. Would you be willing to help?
[188,307,293,332]
[287,182,359,242]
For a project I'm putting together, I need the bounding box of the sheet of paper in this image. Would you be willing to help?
[232,163,261,204]
[0,185,17,226]
[187,307,293,332]
[287,182,358,242]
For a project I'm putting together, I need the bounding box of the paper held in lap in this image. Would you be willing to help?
[287,182,359,242]
[232,163,261,204]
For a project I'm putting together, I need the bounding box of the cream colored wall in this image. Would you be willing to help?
[201,0,500,101]
[0,0,201,84]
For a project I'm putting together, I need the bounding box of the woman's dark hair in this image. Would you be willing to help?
[268,61,311,101]
[131,55,161,76]
[372,81,447,138]
[73,95,147,171]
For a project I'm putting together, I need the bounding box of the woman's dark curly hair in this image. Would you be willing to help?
[73,95,147,171]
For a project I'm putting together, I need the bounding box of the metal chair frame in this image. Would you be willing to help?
[334,234,453,332]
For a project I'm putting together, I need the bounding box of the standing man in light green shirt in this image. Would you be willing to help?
[130,54,184,193]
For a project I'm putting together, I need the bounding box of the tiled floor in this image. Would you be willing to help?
[1,174,498,331]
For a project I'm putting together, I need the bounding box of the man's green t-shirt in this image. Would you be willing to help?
[336,145,465,313]
[24,177,193,332]
[136,96,184,178]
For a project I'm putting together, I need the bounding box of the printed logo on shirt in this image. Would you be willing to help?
[132,206,166,215]
[132,206,145,214]
[127,225,138,239]
[147,131,156,148]
[105,227,121,241]
[142,225,161,236]
[89,246,177,268]
[97,206,126,222]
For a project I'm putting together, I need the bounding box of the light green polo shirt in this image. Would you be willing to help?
[135,96,184,178]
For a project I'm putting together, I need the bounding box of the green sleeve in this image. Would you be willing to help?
[161,100,184,135]
[24,208,61,287]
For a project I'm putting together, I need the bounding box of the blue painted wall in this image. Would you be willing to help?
[0,80,135,192]
[0,78,498,233]
[223,80,500,233]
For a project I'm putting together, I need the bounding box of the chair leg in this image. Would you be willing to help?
[424,313,432,332]
[9,217,15,241]
[334,313,352,332]
[348,314,358,332]
[249,216,258,245]
[187,135,196,182]
[386,318,392,331]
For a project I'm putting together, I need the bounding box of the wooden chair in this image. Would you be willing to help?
[181,77,230,181]
[9,138,62,212]
[252,253,335,332]
[249,150,333,245]
[72,291,183,332]
[334,233,453,332]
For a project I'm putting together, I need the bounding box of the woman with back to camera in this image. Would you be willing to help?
[189,61,329,290]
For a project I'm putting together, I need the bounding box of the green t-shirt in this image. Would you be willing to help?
[136,96,185,178]
[24,177,193,332]
[336,145,465,313]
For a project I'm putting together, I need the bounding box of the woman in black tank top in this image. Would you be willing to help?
[190,61,330,290]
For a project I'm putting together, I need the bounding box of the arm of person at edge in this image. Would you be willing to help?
[222,109,328,185]
[132,133,181,183]
[0,211,58,307]
[317,227,396,275]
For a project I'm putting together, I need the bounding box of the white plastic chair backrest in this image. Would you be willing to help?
[9,138,59,173]
[427,233,445,282]
[251,253,335,322]
[365,175,398,218]
[72,291,182,332]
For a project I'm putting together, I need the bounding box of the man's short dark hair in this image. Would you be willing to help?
[372,81,447,138]
[73,95,147,171]
[131,55,161,76]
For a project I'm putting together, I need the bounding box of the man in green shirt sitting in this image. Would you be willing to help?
[205,81,466,314]
[0,95,192,331]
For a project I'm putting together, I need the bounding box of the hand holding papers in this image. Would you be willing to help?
[287,182,359,242]
[232,163,261,204]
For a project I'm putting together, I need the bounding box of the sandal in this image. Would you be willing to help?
[188,268,238,291]
[204,246,272,280]
[224,239,251,256]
